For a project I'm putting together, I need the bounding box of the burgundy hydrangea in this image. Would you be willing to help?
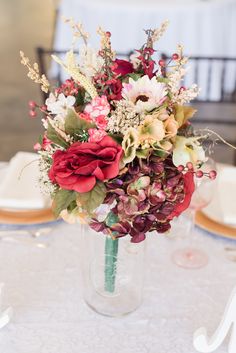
[90,155,195,243]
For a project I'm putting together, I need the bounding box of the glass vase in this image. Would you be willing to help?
[79,224,146,317]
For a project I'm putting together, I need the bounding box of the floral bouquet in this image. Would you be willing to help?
[20,20,216,295]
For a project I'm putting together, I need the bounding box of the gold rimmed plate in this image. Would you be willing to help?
[0,207,56,225]
[195,211,236,240]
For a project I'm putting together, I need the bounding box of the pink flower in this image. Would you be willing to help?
[84,95,110,119]
[88,128,107,142]
[95,115,108,129]
[42,135,52,151]
[33,142,41,151]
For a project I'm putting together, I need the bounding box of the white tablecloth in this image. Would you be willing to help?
[0,221,236,353]
[54,0,236,57]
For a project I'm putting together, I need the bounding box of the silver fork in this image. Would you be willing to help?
[0,227,52,248]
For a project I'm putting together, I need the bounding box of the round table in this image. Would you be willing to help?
[0,221,235,352]
[54,0,236,57]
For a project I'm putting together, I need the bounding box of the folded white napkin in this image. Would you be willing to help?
[0,152,50,210]
[218,166,236,226]
[0,283,13,330]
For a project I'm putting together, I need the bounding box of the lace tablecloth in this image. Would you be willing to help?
[0,222,235,353]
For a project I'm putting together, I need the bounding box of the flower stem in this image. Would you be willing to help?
[104,236,119,293]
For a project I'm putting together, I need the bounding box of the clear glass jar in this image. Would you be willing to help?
[79,224,146,317]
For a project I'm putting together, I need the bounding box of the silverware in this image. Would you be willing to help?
[225,247,236,252]
[0,227,52,248]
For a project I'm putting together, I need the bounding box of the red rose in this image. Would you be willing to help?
[112,59,134,76]
[168,172,195,219]
[49,136,123,193]
[102,79,123,101]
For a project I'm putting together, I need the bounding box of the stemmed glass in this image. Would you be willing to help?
[171,158,217,269]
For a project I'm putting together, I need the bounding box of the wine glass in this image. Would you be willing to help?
[171,158,217,269]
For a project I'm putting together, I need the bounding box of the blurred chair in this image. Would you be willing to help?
[161,54,236,164]
[161,54,236,103]
[36,47,78,101]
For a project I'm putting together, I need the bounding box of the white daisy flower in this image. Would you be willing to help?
[121,75,167,113]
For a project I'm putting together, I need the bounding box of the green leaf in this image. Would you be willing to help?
[108,133,123,145]
[47,123,69,148]
[153,149,168,158]
[136,148,150,158]
[77,182,106,214]
[53,189,77,218]
[64,109,95,136]
[127,73,142,81]
[67,200,77,213]
[157,77,169,84]
[38,134,43,145]
[75,89,85,107]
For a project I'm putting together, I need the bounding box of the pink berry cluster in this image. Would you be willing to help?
[158,52,179,68]
[28,100,47,118]
[55,79,80,96]
[177,162,217,180]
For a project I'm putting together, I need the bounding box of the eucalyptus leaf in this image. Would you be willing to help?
[53,189,77,218]
[77,182,106,214]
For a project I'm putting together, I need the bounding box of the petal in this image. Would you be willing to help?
[73,175,96,193]
[58,93,66,103]
[75,160,99,175]
[92,166,104,180]
[66,95,76,106]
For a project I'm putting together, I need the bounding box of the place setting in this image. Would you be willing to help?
[0,151,60,247]
[196,164,236,240]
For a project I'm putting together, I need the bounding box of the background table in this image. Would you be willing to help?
[0,221,235,353]
[54,0,236,57]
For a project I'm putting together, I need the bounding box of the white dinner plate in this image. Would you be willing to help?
[0,163,56,225]
[202,164,236,228]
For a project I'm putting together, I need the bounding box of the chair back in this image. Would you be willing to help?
[161,53,236,103]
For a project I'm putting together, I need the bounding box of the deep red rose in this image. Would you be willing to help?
[48,136,123,193]
[112,59,134,76]
[168,171,195,219]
